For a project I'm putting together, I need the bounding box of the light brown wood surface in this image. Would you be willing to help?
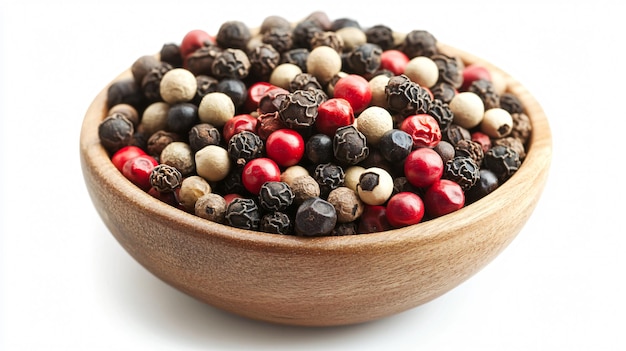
[80,43,552,326]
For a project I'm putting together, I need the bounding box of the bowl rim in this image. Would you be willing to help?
[80,42,552,255]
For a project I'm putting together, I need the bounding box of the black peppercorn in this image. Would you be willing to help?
[159,42,183,68]
[260,15,292,34]
[294,197,337,236]
[147,130,181,157]
[289,73,323,92]
[432,54,463,89]
[330,222,358,236]
[98,113,134,154]
[454,139,485,165]
[346,43,383,75]
[166,102,198,134]
[217,167,247,196]
[216,20,251,50]
[106,78,144,109]
[149,164,183,193]
[131,55,162,85]
[292,20,323,49]
[427,99,454,132]
[401,30,438,58]
[310,31,344,52]
[248,44,281,80]
[258,181,294,212]
[385,74,432,116]
[281,48,310,72]
[483,145,521,182]
[313,163,345,197]
[216,78,248,109]
[278,89,323,129]
[493,136,526,161]
[378,129,413,163]
[333,125,370,165]
[185,44,222,76]
[465,169,500,204]
[193,75,219,105]
[430,82,457,104]
[305,133,333,164]
[468,79,500,110]
[188,123,221,152]
[141,62,173,102]
[211,48,250,80]
[225,197,260,230]
[331,18,361,31]
[443,156,480,191]
[510,112,532,145]
[227,131,264,166]
[365,24,394,51]
[443,123,472,147]
[262,27,293,54]
[260,212,292,235]
[499,93,525,114]
[392,176,421,197]
[433,140,456,165]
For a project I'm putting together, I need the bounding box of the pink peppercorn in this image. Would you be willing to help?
[265,129,305,167]
[461,64,491,91]
[404,147,444,188]
[424,179,465,218]
[180,29,214,58]
[357,205,393,234]
[111,145,146,172]
[400,114,442,148]
[386,192,425,228]
[122,155,159,191]
[379,49,409,76]
[242,158,281,195]
[315,98,355,136]
[222,114,258,142]
[332,74,372,114]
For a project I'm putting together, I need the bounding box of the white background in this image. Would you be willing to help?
[1,1,624,350]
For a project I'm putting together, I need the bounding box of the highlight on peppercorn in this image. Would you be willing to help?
[99,12,530,236]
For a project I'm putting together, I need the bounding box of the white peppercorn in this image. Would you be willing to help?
[179,176,212,212]
[140,102,170,135]
[306,46,342,85]
[198,92,235,127]
[195,145,231,182]
[480,108,513,138]
[343,166,365,192]
[356,167,394,205]
[368,74,390,108]
[449,91,485,129]
[195,193,227,223]
[160,141,195,176]
[159,68,197,104]
[355,106,393,145]
[335,26,366,52]
[269,63,302,90]
[403,56,439,88]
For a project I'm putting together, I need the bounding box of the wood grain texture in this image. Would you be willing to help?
[80,43,552,326]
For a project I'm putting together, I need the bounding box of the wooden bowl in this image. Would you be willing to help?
[80,42,552,327]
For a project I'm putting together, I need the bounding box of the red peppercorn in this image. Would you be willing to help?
[404,147,444,188]
[357,205,393,234]
[242,157,281,195]
[379,49,409,76]
[111,145,146,172]
[400,114,442,148]
[332,74,372,114]
[386,192,425,227]
[315,98,355,136]
[471,131,492,154]
[180,29,214,59]
[122,155,158,191]
[245,81,274,113]
[223,193,243,207]
[461,64,491,91]
[222,114,258,142]
[265,129,305,167]
[424,179,465,218]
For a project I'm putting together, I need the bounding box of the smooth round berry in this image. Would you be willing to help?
[242,158,281,195]
[424,179,465,218]
[386,192,425,227]
[400,113,442,148]
[461,64,492,91]
[266,129,305,167]
[180,29,214,58]
[305,133,334,164]
[315,98,355,136]
[380,49,409,75]
[222,114,258,143]
[357,205,392,234]
[122,155,158,191]
[111,146,146,172]
[404,148,444,188]
[333,74,372,113]
[166,102,198,134]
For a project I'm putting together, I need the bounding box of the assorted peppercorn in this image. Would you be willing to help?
[99,12,532,236]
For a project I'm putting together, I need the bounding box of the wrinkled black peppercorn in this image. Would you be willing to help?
[306,133,334,164]
[248,44,280,79]
[427,99,454,132]
[401,30,438,58]
[313,163,345,197]
[443,156,480,191]
[99,113,134,154]
[141,62,173,102]
[106,78,144,109]
[215,20,251,50]
[499,93,525,114]
[333,125,370,165]
[378,129,413,163]
[483,145,521,182]
[159,43,183,68]
[260,212,292,235]
[188,123,220,152]
[147,130,180,157]
[258,181,294,212]
[292,20,323,49]
[432,54,463,88]
[211,48,250,80]
[294,197,337,236]
[365,24,394,51]
[225,198,260,230]
[185,45,222,76]
[289,73,323,92]
[278,89,324,128]
[443,123,471,147]
[193,75,219,104]
[346,43,382,75]
[468,79,500,110]
[310,31,344,52]
[262,27,293,53]
[149,164,183,193]
[227,131,264,166]
[281,48,310,72]
[454,139,485,165]
[430,82,457,104]
[385,74,432,116]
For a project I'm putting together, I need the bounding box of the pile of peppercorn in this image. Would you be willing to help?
[98,12,532,236]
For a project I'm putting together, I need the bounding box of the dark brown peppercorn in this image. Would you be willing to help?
[443,123,472,147]
[392,176,421,197]
[256,111,287,140]
[211,48,250,80]
[483,145,521,182]
[106,78,144,109]
[98,113,134,154]
[258,87,289,114]
[454,139,485,165]
[188,123,220,152]
[260,15,292,34]
[195,193,227,223]
[227,131,264,166]
[147,130,181,157]
[493,136,526,160]
[294,197,337,236]
[193,75,219,104]
[292,20,323,49]
[468,79,500,110]
[281,48,310,72]
[248,44,280,80]
[331,18,361,31]
[149,164,182,193]
[216,20,251,50]
[510,112,532,145]
[278,89,323,129]
[378,129,413,163]
[333,125,370,165]
[185,44,222,76]
[346,43,383,75]
[225,197,260,230]
[330,222,358,236]
[430,82,457,104]
[365,24,394,51]
[443,156,480,191]
[401,30,438,58]
[432,54,463,89]
[141,62,173,102]
[385,75,432,116]
[313,163,345,197]
[289,73,323,92]
[499,93,525,114]
[159,43,183,68]
[260,212,292,235]
[258,181,294,212]
[310,31,344,52]
[131,55,162,85]
[304,11,333,31]
[427,99,454,132]
[217,168,247,196]
[262,27,293,53]
[433,140,456,165]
